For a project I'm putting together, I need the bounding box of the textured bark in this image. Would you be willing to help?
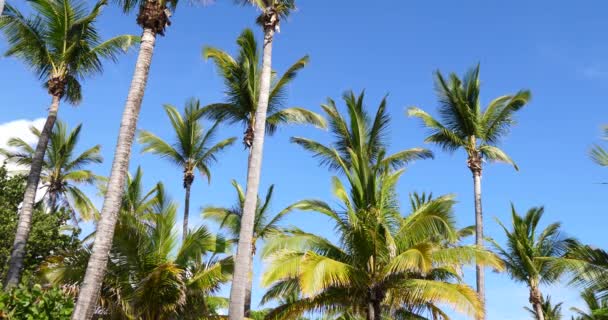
[244,247,254,317]
[71,28,157,320]
[473,170,485,320]
[183,179,192,241]
[3,95,60,288]
[530,285,545,320]
[228,25,275,320]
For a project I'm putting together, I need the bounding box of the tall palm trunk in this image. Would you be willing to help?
[3,95,60,288]
[473,169,485,320]
[71,27,157,320]
[244,246,254,317]
[183,179,192,240]
[228,25,275,320]
[530,285,545,320]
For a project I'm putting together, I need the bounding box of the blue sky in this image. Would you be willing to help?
[2,1,608,319]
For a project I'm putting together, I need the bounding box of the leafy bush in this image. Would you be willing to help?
[0,284,74,320]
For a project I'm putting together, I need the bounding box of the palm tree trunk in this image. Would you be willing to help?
[0,0,5,16]
[3,94,60,289]
[228,26,275,320]
[530,285,545,320]
[367,301,375,320]
[49,190,58,213]
[473,170,485,320]
[244,249,253,317]
[71,27,157,320]
[183,180,191,241]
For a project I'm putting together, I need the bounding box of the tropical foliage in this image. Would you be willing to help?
[1,1,607,320]
[203,28,325,147]
[292,90,433,172]
[44,168,233,319]
[1,121,101,222]
[490,206,575,320]
[139,99,236,238]
[0,284,74,320]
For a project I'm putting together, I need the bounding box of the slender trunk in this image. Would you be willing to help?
[49,190,58,213]
[530,285,545,320]
[473,170,485,320]
[183,180,191,241]
[71,27,157,320]
[367,301,375,320]
[0,0,4,16]
[373,299,381,320]
[244,247,253,317]
[4,95,60,289]
[228,27,275,320]
[533,302,545,320]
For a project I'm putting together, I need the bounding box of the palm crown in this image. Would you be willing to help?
[261,151,503,320]
[203,179,296,252]
[203,28,325,147]
[139,99,236,187]
[1,121,102,222]
[408,64,530,173]
[46,169,233,319]
[0,0,137,102]
[292,90,433,173]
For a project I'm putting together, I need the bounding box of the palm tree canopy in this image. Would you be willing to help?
[138,98,236,185]
[407,64,530,170]
[0,121,101,221]
[571,290,608,320]
[292,90,433,173]
[202,28,325,142]
[490,206,575,287]
[260,150,503,320]
[44,170,233,319]
[590,126,608,167]
[203,179,296,246]
[0,0,138,103]
[237,0,295,28]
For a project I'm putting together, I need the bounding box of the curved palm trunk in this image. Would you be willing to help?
[473,170,485,320]
[71,27,157,320]
[228,27,275,320]
[183,180,192,241]
[4,94,60,288]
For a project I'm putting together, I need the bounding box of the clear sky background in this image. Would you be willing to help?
[2,1,608,319]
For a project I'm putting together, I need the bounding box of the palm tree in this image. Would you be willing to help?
[571,290,608,320]
[0,0,136,289]
[139,99,236,239]
[1,121,102,223]
[203,180,296,316]
[203,28,324,148]
[292,90,433,173]
[202,9,324,315]
[261,148,503,320]
[560,245,608,300]
[407,65,531,313]
[524,296,563,320]
[490,206,574,320]
[590,126,608,167]
[45,169,233,319]
[72,0,188,315]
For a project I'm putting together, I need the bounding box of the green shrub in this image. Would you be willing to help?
[0,284,74,320]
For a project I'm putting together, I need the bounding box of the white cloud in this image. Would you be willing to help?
[0,118,45,170]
